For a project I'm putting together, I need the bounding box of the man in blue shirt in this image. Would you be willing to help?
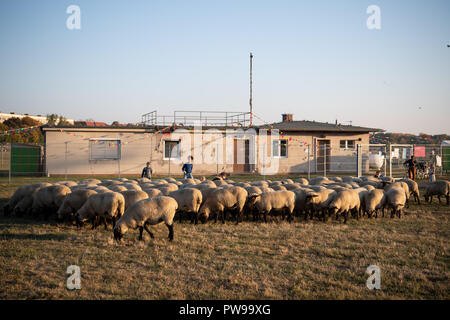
[182,156,194,179]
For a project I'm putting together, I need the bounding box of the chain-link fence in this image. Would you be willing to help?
[1,140,448,184]
[388,144,446,179]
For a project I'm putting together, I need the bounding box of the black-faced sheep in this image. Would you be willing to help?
[57,189,97,221]
[120,190,149,210]
[304,189,337,220]
[75,192,125,229]
[247,190,295,223]
[364,189,386,218]
[398,178,420,204]
[168,188,203,223]
[424,180,450,204]
[113,196,178,241]
[3,183,52,216]
[385,187,407,218]
[327,189,361,223]
[197,188,240,224]
[32,185,72,218]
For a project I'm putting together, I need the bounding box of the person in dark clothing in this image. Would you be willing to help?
[182,156,194,179]
[404,156,417,180]
[141,162,153,179]
[374,170,384,178]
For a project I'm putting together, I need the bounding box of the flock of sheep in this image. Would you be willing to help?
[2,175,449,242]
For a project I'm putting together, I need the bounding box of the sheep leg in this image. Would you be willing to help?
[91,216,99,229]
[103,216,108,230]
[437,195,441,203]
[144,223,154,238]
[343,210,348,224]
[447,194,449,205]
[263,211,268,223]
[167,224,174,241]
[111,217,116,229]
[390,209,395,218]
[138,226,144,241]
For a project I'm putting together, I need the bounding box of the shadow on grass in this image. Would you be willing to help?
[0,233,69,241]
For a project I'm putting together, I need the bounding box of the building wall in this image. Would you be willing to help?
[44,128,370,176]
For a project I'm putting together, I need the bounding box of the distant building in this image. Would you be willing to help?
[0,112,74,125]
[42,112,383,176]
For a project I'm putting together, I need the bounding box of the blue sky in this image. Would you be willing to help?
[0,0,449,134]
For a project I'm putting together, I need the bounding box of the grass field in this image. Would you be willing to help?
[0,176,449,299]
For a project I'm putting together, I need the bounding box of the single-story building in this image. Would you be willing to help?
[42,113,383,176]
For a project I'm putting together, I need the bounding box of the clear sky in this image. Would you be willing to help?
[0,0,449,134]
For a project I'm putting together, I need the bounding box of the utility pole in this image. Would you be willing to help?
[249,52,253,126]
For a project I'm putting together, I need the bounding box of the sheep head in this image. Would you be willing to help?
[113,223,127,241]
[247,194,261,207]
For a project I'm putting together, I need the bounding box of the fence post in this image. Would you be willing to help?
[263,143,266,181]
[216,144,219,175]
[323,145,326,177]
[64,142,68,180]
[356,144,362,177]
[308,144,311,180]
[389,144,392,177]
[8,143,11,184]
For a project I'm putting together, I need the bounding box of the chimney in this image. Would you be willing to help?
[282,113,293,122]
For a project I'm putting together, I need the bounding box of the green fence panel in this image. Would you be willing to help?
[443,147,450,171]
[11,146,40,173]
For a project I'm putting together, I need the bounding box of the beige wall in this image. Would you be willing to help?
[44,128,370,176]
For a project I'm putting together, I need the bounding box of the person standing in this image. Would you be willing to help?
[429,164,436,182]
[182,156,194,179]
[141,162,153,179]
[404,156,417,180]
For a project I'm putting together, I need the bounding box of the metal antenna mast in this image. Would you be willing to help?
[249,52,253,126]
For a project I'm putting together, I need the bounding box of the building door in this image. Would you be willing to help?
[233,139,250,172]
[317,140,330,173]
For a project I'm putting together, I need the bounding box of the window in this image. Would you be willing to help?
[89,139,121,160]
[164,140,180,159]
[273,139,288,158]
[340,140,356,150]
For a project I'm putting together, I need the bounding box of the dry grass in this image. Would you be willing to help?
[0,177,449,299]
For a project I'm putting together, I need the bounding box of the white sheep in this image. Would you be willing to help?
[113,196,178,241]
[304,189,337,220]
[57,189,98,221]
[364,189,386,218]
[398,178,420,204]
[32,185,72,218]
[385,187,407,218]
[327,189,361,223]
[75,192,125,229]
[197,188,240,224]
[3,183,52,216]
[119,190,149,210]
[168,188,203,223]
[247,190,295,223]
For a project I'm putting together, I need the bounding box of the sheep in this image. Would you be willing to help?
[75,192,125,229]
[222,186,248,224]
[79,179,101,185]
[327,189,361,223]
[282,183,301,191]
[292,188,310,218]
[181,178,196,185]
[353,187,369,218]
[138,177,152,184]
[109,185,128,192]
[157,183,179,195]
[295,178,309,185]
[168,188,203,223]
[57,189,98,221]
[281,179,294,184]
[143,188,162,198]
[3,183,52,216]
[200,180,217,188]
[197,188,240,224]
[244,186,262,195]
[271,185,287,191]
[123,183,142,191]
[363,185,376,191]
[93,186,112,193]
[120,190,149,210]
[398,178,420,204]
[385,187,407,218]
[384,181,410,206]
[304,189,337,220]
[269,181,282,187]
[31,185,72,218]
[424,180,450,204]
[163,177,177,183]
[113,196,177,241]
[247,190,295,223]
[250,181,269,188]
[365,189,386,218]
[309,176,330,185]
[55,181,78,187]
[213,179,228,186]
